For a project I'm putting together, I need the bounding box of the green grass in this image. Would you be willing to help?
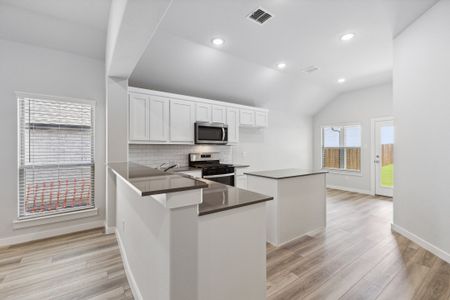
[381,164,394,187]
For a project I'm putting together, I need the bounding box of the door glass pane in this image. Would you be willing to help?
[380,126,394,187]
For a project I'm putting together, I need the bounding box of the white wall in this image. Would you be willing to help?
[313,83,393,193]
[393,0,450,259]
[233,107,313,172]
[0,39,105,243]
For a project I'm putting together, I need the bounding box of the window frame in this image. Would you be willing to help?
[16,91,96,221]
[320,123,362,175]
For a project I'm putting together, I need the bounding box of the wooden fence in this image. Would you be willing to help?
[382,144,394,166]
[322,147,361,171]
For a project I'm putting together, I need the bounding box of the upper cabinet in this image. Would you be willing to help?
[129,94,149,141]
[128,87,269,144]
[211,105,227,123]
[255,110,269,128]
[226,107,239,144]
[170,99,195,143]
[195,103,211,122]
[148,96,170,142]
[239,109,255,127]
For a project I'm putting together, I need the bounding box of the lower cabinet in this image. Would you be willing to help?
[235,175,247,189]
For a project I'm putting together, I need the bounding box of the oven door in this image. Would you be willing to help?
[203,173,235,186]
[195,122,228,145]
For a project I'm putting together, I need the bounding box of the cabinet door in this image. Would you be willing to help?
[170,99,195,143]
[235,175,247,189]
[239,109,255,127]
[129,94,149,141]
[148,96,170,142]
[196,103,211,122]
[226,107,239,144]
[255,111,268,128]
[212,105,227,123]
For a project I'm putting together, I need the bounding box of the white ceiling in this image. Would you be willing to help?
[0,0,111,59]
[131,0,438,115]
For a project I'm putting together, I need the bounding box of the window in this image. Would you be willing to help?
[18,94,95,219]
[322,125,361,172]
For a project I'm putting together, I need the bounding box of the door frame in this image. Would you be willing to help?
[370,116,394,196]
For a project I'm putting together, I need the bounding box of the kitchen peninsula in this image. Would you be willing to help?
[246,169,328,246]
[109,162,273,300]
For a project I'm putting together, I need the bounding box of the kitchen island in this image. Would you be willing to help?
[109,162,272,300]
[246,168,327,246]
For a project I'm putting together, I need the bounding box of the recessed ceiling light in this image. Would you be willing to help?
[340,33,355,41]
[211,37,224,46]
[277,62,286,69]
[337,78,346,84]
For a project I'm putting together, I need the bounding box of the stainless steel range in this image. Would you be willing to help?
[189,152,235,186]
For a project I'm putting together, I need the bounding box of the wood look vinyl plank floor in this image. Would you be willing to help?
[0,189,449,299]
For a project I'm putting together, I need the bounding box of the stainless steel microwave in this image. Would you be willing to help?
[195,122,228,145]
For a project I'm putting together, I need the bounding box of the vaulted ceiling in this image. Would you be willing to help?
[0,0,111,59]
[130,0,439,114]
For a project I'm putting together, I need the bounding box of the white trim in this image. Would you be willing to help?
[268,227,325,247]
[128,86,268,112]
[391,223,450,264]
[327,185,373,195]
[15,91,96,106]
[0,220,104,246]
[326,170,363,177]
[105,225,116,235]
[13,208,98,229]
[115,228,143,300]
[370,116,394,195]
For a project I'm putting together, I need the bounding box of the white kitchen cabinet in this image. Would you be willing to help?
[255,110,269,128]
[129,94,149,141]
[239,109,255,127]
[236,175,247,189]
[170,99,195,143]
[196,103,211,122]
[148,96,170,142]
[212,105,227,123]
[226,107,239,144]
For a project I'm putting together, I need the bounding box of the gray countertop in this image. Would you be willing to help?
[245,168,328,179]
[198,179,273,216]
[109,162,207,196]
[109,162,273,215]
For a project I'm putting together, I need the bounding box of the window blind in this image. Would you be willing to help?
[18,95,95,219]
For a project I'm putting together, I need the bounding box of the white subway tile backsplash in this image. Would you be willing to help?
[129,144,233,168]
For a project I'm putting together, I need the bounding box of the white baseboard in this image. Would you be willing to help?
[327,185,373,195]
[391,223,450,264]
[105,225,116,235]
[0,220,105,246]
[115,229,143,300]
[269,227,325,247]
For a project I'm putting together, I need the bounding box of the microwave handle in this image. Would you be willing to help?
[222,127,225,141]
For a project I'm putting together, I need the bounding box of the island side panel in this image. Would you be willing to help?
[246,176,279,245]
[278,173,326,244]
[115,177,201,300]
[198,203,267,300]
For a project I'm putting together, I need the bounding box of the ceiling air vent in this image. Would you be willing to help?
[248,8,273,25]
[303,66,321,74]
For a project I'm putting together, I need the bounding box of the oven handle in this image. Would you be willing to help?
[203,173,235,179]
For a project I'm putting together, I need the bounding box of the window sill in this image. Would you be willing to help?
[323,169,363,177]
[13,208,98,229]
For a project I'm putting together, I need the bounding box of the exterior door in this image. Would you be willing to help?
[375,119,394,197]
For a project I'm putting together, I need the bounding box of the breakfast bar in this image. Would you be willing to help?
[246,169,328,246]
[109,162,273,300]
